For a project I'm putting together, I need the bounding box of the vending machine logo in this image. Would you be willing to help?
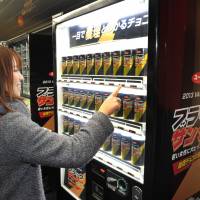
[171,105,200,175]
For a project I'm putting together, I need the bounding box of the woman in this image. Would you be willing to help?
[0,46,121,200]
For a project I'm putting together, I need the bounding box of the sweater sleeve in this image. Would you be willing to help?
[2,112,113,168]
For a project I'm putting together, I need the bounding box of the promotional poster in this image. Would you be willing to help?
[64,167,86,199]
[154,0,200,199]
[31,77,55,130]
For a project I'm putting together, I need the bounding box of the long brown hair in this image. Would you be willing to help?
[0,45,22,112]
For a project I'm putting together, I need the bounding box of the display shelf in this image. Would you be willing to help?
[99,149,141,167]
[57,81,146,97]
[61,104,145,131]
[59,76,147,90]
[58,107,145,135]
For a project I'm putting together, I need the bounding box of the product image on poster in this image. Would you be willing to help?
[64,167,86,199]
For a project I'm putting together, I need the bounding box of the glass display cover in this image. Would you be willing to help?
[55,0,148,198]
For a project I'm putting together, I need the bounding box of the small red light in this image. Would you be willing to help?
[17,15,24,27]
[48,71,54,77]
[99,168,106,173]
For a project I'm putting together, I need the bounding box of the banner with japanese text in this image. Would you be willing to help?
[69,12,148,47]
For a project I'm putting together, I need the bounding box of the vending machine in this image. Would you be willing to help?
[8,32,55,130]
[53,0,200,199]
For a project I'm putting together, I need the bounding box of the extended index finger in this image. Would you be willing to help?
[111,85,122,97]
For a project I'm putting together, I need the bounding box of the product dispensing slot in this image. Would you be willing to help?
[116,166,123,171]
[97,156,103,161]
[76,113,81,117]
[62,104,93,114]
[127,172,136,178]
[65,76,92,83]
[129,130,136,134]
[61,105,92,120]
[61,74,68,79]
[116,126,124,130]
[125,122,143,131]
[107,161,113,166]
[110,116,144,127]
[94,78,125,86]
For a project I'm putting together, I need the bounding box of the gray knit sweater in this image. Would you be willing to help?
[0,100,114,200]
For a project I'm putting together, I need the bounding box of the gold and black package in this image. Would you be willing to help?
[79,55,87,75]
[66,56,73,74]
[67,89,74,106]
[73,55,80,74]
[73,90,81,107]
[63,116,69,133]
[113,94,123,117]
[123,95,134,119]
[123,49,135,76]
[62,57,67,74]
[95,53,103,75]
[102,135,112,151]
[113,51,123,75]
[68,119,74,135]
[103,93,110,101]
[131,139,145,166]
[135,48,148,76]
[112,132,121,156]
[121,135,131,160]
[86,54,95,75]
[134,96,147,122]
[73,120,81,134]
[80,91,87,109]
[103,52,112,75]
[87,91,95,110]
[95,92,103,111]
[63,88,68,104]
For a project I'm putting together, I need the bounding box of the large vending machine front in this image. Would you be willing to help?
[54,0,148,199]
[54,0,200,199]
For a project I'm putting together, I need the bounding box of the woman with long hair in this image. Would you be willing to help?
[0,46,121,200]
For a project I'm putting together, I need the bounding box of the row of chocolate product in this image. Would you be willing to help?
[63,116,82,135]
[103,131,144,166]
[61,48,147,76]
[63,87,146,122]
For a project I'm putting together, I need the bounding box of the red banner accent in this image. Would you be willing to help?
[173,152,200,175]
[39,111,54,118]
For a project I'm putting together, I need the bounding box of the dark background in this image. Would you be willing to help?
[0,0,96,41]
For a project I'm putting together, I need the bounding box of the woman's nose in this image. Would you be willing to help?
[19,72,24,81]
